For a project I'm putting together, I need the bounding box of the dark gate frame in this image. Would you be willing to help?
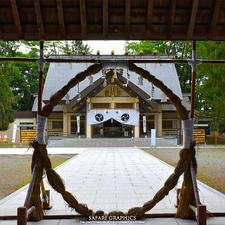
[1,42,225,225]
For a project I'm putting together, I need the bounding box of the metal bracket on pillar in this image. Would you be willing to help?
[37,57,46,72]
[188,59,202,71]
[188,41,202,71]
[36,42,46,73]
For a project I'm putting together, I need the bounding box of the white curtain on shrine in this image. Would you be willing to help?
[87,109,139,126]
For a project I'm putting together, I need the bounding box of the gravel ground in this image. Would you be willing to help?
[0,154,74,200]
[142,147,225,194]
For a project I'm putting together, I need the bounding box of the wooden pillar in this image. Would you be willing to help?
[190,40,197,118]
[86,102,91,138]
[37,41,44,115]
[134,125,139,138]
[28,40,46,221]
[17,207,27,225]
[176,40,204,220]
[62,105,68,136]
[154,114,157,134]
[68,114,71,136]
[197,205,206,225]
[190,40,201,205]
[87,125,92,138]
[157,111,162,137]
[63,114,68,136]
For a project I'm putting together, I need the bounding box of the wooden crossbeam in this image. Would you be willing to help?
[125,0,131,40]
[187,0,199,39]
[146,0,154,39]
[56,0,66,39]
[102,0,108,39]
[167,0,176,40]
[10,0,23,39]
[34,0,45,40]
[208,0,223,39]
[68,78,103,109]
[1,56,225,64]
[80,0,87,39]
[117,75,159,110]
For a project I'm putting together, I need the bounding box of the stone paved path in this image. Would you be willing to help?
[0,147,225,225]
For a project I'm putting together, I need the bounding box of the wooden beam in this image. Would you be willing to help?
[80,0,87,39]
[56,0,66,39]
[208,0,223,40]
[34,0,45,40]
[102,0,108,39]
[125,0,131,40]
[10,0,23,39]
[68,78,104,109]
[1,56,225,64]
[146,0,154,39]
[167,0,176,40]
[187,0,200,39]
[116,81,153,113]
[117,75,159,109]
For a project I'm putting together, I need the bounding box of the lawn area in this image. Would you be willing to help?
[142,147,225,194]
[0,154,75,200]
[0,143,28,148]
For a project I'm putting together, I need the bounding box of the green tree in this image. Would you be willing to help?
[0,74,14,130]
[27,40,92,56]
[126,40,225,132]
[0,40,91,111]
[125,40,192,93]
[57,40,91,55]
[196,41,225,132]
[0,41,41,110]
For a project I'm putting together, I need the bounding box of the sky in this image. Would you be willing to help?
[83,40,128,55]
[19,40,133,55]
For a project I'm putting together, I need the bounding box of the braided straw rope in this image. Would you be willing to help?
[128,62,189,120]
[41,63,102,117]
[30,62,196,220]
[30,141,196,219]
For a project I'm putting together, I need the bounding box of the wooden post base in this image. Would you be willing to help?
[17,207,27,225]
[197,205,206,225]
[189,204,206,225]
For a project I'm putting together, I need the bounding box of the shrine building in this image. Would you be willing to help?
[32,56,190,138]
